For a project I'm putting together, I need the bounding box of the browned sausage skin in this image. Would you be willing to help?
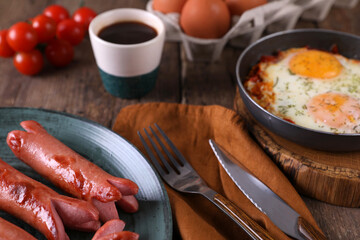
[0,217,36,240]
[91,219,126,240]
[0,159,100,240]
[7,120,139,222]
[91,219,140,240]
[94,231,139,240]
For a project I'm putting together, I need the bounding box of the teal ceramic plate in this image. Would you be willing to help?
[0,108,172,240]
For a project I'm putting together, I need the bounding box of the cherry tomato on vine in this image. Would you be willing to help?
[7,22,38,52]
[43,4,69,24]
[31,14,56,43]
[72,7,97,30]
[13,49,43,75]
[45,38,74,67]
[0,30,15,57]
[56,19,85,46]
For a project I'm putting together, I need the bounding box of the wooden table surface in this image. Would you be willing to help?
[0,0,359,239]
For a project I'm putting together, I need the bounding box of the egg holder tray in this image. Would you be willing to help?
[147,0,358,62]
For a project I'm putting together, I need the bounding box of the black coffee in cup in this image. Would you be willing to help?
[98,21,157,45]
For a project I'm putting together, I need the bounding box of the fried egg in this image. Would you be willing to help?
[246,47,360,134]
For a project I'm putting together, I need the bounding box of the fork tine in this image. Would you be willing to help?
[142,128,174,173]
[154,123,187,166]
[149,125,182,170]
[137,130,167,176]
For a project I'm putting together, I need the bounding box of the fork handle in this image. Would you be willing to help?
[211,193,275,240]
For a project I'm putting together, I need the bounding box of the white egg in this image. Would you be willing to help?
[245,47,360,134]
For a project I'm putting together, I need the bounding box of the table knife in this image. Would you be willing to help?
[209,139,327,240]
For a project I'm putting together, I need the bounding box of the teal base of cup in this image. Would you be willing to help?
[98,67,158,99]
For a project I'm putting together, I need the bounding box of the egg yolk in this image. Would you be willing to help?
[289,50,343,79]
[307,92,360,130]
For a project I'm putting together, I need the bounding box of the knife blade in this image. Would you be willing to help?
[209,139,326,240]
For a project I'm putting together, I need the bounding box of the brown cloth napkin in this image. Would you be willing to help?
[112,102,322,240]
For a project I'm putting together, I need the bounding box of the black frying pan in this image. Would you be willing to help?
[236,29,360,151]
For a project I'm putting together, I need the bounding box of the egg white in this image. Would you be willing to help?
[258,48,360,133]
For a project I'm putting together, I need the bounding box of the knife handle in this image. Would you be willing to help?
[213,193,275,240]
[298,217,327,240]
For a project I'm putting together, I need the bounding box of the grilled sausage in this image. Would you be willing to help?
[91,219,125,240]
[0,159,100,240]
[94,231,139,240]
[7,120,139,222]
[0,217,36,240]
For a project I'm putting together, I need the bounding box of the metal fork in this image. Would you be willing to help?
[138,124,274,240]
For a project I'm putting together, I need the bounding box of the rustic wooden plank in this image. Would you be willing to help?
[318,4,360,34]
[303,196,360,240]
[181,46,239,109]
[142,42,182,103]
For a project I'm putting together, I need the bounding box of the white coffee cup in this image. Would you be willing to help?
[89,8,165,99]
